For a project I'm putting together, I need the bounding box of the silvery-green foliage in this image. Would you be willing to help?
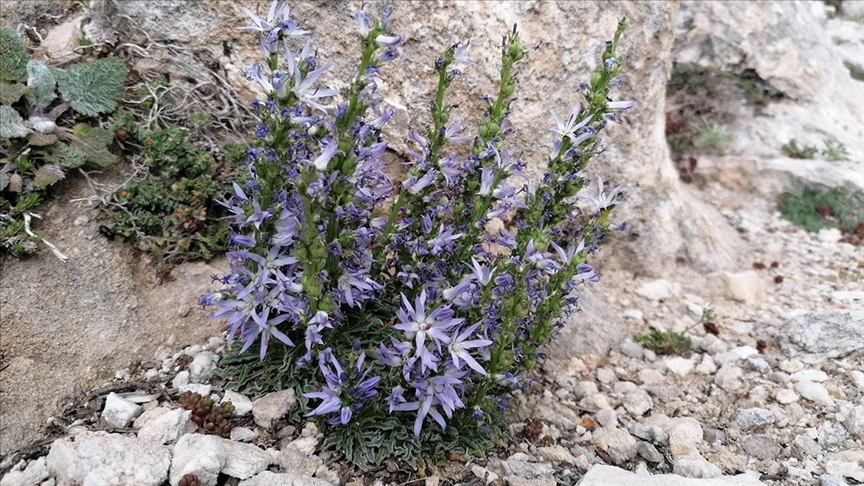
[0,105,29,138]
[26,60,56,109]
[68,123,117,167]
[56,58,128,116]
[0,28,29,82]
[0,81,29,105]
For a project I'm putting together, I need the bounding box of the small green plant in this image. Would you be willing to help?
[1,27,128,257]
[779,185,864,233]
[691,118,732,154]
[0,193,42,256]
[729,69,785,115]
[844,12,864,24]
[178,391,235,437]
[822,139,849,161]
[844,60,864,81]
[109,112,244,263]
[633,308,715,356]
[781,139,818,159]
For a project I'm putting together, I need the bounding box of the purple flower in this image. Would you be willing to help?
[403,171,436,194]
[448,323,493,374]
[356,11,373,38]
[579,177,622,211]
[573,263,599,283]
[239,1,290,32]
[337,269,382,308]
[305,350,381,425]
[246,200,273,230]
[392,367,466,437]
[285,54,339,112]
[375,34,403,47]
[312,137,340,171]
[550,107,592,141]
[395,289,463,372]
[608,100,634,110]
[249,306,295,359]
[428,225,463,255]
[443,120,471,143]
[452,40,473,66]
[479,167,495,196]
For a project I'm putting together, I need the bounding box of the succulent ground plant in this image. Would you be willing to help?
[178,391,235,437]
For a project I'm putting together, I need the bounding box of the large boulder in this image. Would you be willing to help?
[673,1,864,194]
[84,0,741,277]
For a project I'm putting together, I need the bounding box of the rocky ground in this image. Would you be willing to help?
[1,180,861,486]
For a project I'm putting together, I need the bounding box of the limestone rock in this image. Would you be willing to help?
[714,365,743,391]
[101,392,143,428]
[178,383,212,396]
[221,438,273,479]
[790,369,829,382]
[636,279,681,301]
[735,408,775,431]
[665,356,695,377]
[786,311,864,358]
[673,455,723,479]
[591,427,637,465]
[794,381,834,406]
[623,389,654,416]
[134,407,172,429]
[666,418,704,458]
[188,351,219,383]
[536,445,578,464]
[138,408,196,444]
[577,465,767,485]
[68,434,170,486]
[171,434,227,486]
[239,472,332,486]
[742,435,780,461]
[720,271,765,305]
[222,390,254,416]
[775,389,799,405]
[845,405,864,439]
[278,444,323,477]
[230,427,259,443]
[252,389,297,428]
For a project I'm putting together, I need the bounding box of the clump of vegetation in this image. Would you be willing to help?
[212,2,632,469]
[1,27,127,257]
[781,139,819,159]
[108,111,245,263]
[779,185,864,236]
[665,65,787,182]
[633,308,715,356]
[821,139,849,161]
[729,68,785,114]
[691,118,733,153]
[178,390,235,437]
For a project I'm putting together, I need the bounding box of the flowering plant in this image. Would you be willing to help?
[206,2,631,466]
